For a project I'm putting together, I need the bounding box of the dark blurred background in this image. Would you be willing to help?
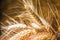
[0,0,4,36]
[0,0,3,36]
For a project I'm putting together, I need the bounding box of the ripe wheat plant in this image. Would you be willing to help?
[0,0,60,40]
